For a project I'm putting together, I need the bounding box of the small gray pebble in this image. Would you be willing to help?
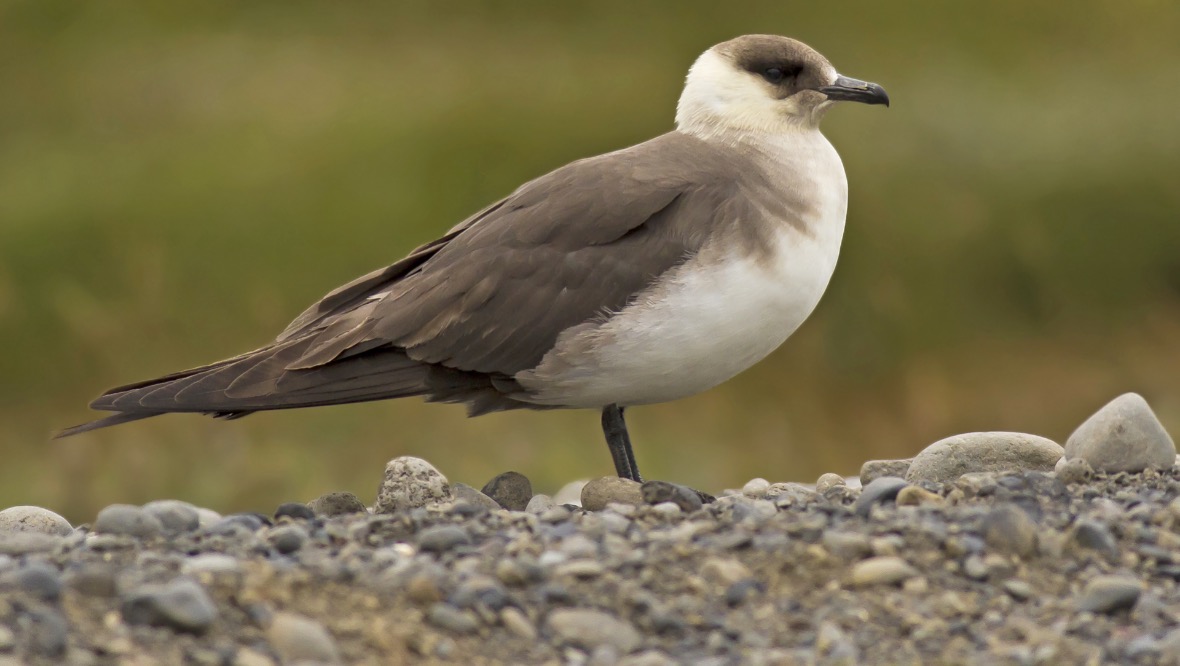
[547,608,641,653]
[850,556,918,586]
[822,532,873,560]
[1068,520,1119,560]
[0,506,72,537]
[983,504,1038,558]
[1064,393,1176,473]
[450,483,501,511]
[94,504,164,539]
[182,553,242,577]
[1076,575,1141,613]
[815,472,846,493]
[500,607,537,640]
[906,432,1063,484]
[481,471,533,511]
[195,508,222,529]
[417,525,471,553]
[65,566,118,597]
[854,477,908,517]
[22,609,68,657]
[427,603,480,634]
[1055,457,1094,485]
[268,524,308,554]
[141,500,201,535]
[640,481,703,512]
[742,478,770,498]
[859,459,914,486]
[308,491,367,517]
[1,562,61,602]
[525,494,556,514]
[121,578,219,634]
[274,502,316,521]
[581,477,644,511]
[267,611,341,664]
[1003,579,1033,600]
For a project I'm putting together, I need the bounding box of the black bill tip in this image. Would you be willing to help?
[818,75,890,107]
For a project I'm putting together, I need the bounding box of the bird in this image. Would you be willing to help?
[59,34,888,483]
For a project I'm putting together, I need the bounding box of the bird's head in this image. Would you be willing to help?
[676,34,888,136]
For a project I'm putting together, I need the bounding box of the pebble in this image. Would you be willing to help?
[850,556,919,586]
[1,562,62,601]
[183,553,243,577]
[500,607,537,640]
[581,477,644,511]
[553,480,589,506]
[274,502,316,521]
[854,555,915,585]
[640,481,703,512]
[700,557,752,586]
[906,432,1063,484]
[815,473,846,493]
[1076,575,1141,613]
[195,508,222,529]
[1063,393,1176,473]
[895,485,942,506]
[1054,457,1094,485]
[121,578,219,634]
[481,471,533,511]
[982,504,1038,558]
[822,531,873,560]
[308,491,367,517]
[547,608,641,654]
[526,494,556,514]
[267,612,341,664]
[0,506,72,536]
[742,478,771,498]
[859,458,914,486]
[141,499,201,535]
[451,483,501,511]
[24,609,68,657]
[374,456,453,513]
[1068,520,1119,560]
[417,525,471,553]
[268,524,309,555]
[854,477,908,517]
[94,504,165,539]
[428,603,480,634]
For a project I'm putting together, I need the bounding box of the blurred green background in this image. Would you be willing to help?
[2,1,1178,523]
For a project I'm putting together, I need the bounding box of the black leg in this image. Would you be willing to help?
[600,404,643,482]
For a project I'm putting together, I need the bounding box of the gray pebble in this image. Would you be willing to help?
[267,611,341,664]
[815,472,846,493]
[1076,575,1141,613]
[552,480,589,507]
[859,458,914,486]
[374,456,453,513]
[65,565,118,597]
[822,531,873,560]
[581,477,644,511]
[906,432,1063,484]
[854,477,908,517]
[982,504,1038,558]
[481,471,533,511]
[0,506,72,536]
[308,491,367,517]
[850,556,918,586]
[640,481,703,512]
[183,553,243,577]
[274,502,316,521]
[547,608,641,654]
[1054,457,1094,485]
[195,508,222,529]
[1003,579,1033,600]
[427,603,480,634]
[500,607,537,640]
[1064,393,1176,473]
[525,494,556,514]
[141,499,200,535]
[1068,520,1119,560]
[1,561,62,601]
[268,524,308,554]
[22,609,68,657]
[417,525,471,553]
[121,578,219,634]
[742,478,770,498]
[451,483,501,511]
[94,504,164,539]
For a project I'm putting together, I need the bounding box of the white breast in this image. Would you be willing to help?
[517,130,848,408]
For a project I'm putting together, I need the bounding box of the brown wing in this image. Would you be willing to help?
[59,132,758,436]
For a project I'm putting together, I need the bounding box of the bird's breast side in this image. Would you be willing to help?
[518,142,848,408]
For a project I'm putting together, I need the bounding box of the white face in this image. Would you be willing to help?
[675,48,840,136]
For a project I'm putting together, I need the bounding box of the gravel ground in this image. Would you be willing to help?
[2,392,1179,665]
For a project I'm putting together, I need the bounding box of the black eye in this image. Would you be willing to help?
[762,67,786,83]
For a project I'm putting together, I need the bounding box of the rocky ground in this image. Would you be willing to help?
[2,392,1179,665]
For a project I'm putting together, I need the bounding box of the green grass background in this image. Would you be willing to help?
[2,1,1178,522]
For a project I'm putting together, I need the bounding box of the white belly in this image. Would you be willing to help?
[517,222,844,408]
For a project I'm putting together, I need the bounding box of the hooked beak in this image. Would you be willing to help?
[818,75,890,107]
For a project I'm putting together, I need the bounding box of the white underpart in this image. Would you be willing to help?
[518,129,848,408]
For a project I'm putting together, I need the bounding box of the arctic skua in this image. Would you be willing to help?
[60,35,888,482]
